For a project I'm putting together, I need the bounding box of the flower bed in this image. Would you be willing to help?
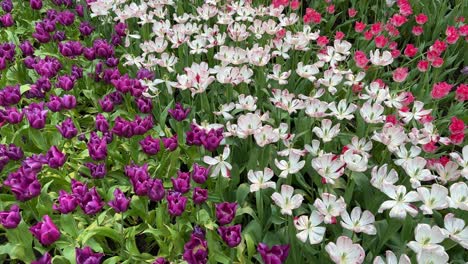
[0,0,467,263]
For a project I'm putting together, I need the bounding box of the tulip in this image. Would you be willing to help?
[215,202,237,225]
[53,190,78,214]
[257,243,290,264]
[29,215,61,246]
[147,178,165,202]
[183,227,208,264]
[218,224,242,247]
[139,136,161,155]
[167,191,187,217]
[171,171,191,194]
[85,162,107,179]
[76,247,104,264]
[193,187,208,205]
[56,118,78,139]
[191,163,209,184]
[168,103,190,121]
[162,135,178,151]
[46,146,66,168]
[24,102,47,129]
[79,187,104,215]
[108,188,130,213]
[0,205,21,229]
[4,167,41,201]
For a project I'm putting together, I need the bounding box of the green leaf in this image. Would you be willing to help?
[20,84,31,94]
[77,226,122,246]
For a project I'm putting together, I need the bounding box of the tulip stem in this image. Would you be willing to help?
[256,190,264,224]
[120,213,125,258]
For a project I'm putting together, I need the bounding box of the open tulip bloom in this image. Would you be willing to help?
[0,0,466,263]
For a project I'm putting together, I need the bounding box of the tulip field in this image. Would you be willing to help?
[0,0,467,263]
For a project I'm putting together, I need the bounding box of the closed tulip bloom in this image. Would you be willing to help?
[76,247,104,264]
[215,202,237,225]
[183,228,208,264]
[4,167,41,201]
[257,243,290,264]
[56,118,78,139]
[53,190,78,214]
[167,191,187,217]
[24,102,47,129]
[29,215,61,246]
[0,205,21,229]
[139,135,161,155]
[85,162,107,179]
[162,135,178,151]
[46,146,66,168]
[218,224,242,247]
[147,178,165,201]
[193,187,208,205]
[172,171,191,194]
[79,187,104,215]
[191,163,209,184]
[168,102,191,121]
[108,188,130,213]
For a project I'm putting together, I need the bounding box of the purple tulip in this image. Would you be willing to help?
[75,4,84,16]
[0,205,21,229]
[112,117,133,138]
[105,57,119,68]
[76,247,104,264]
[19,40,34,56]
[201,128,224,152]
[0,13,14,27]
[193,187,208,205]
[61,94,77,109]
[135,97,153,113]
[24,102,47,129]
[83,47,96,60]
[108,188,130,213]
[139,135,161,155]
[167,191,187,217]
[125,163,150,196]
[168,103,191,121]
[147,178,165,202]
[46,146,66,168]
[110,34,122,46]
[191,163,209,184]
[2,107,22,124]
[6,144,23,160]
[215,202,237,225]
[22,154,47,172]
[95,114,109,134]
[183,228,208,264]
[162,135,178,151]
[58,10,74,26]
[32,252,52,264]
[257,243,290,264]
[99,96,114,112]
[0,85,20,106]
[172,171,191,194]
[93,39,114,58]
[30,0,42,10]
[71,65,83,79]
[29,215,61,246]
[218,224,242,247]
[56,118,78,139]
[115,22,127,37]
[71,179,88,201]
[56,75,75,91]
[53,31,66,42]
[186,124,204,146]
[47,95,62,112]
[79,22,93,36]
[85,162,107,179]
[4,167,41,201]
[1,0,12,12]
[87,132,107,161]
[53,190,78,214]
[79,187,104,215]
